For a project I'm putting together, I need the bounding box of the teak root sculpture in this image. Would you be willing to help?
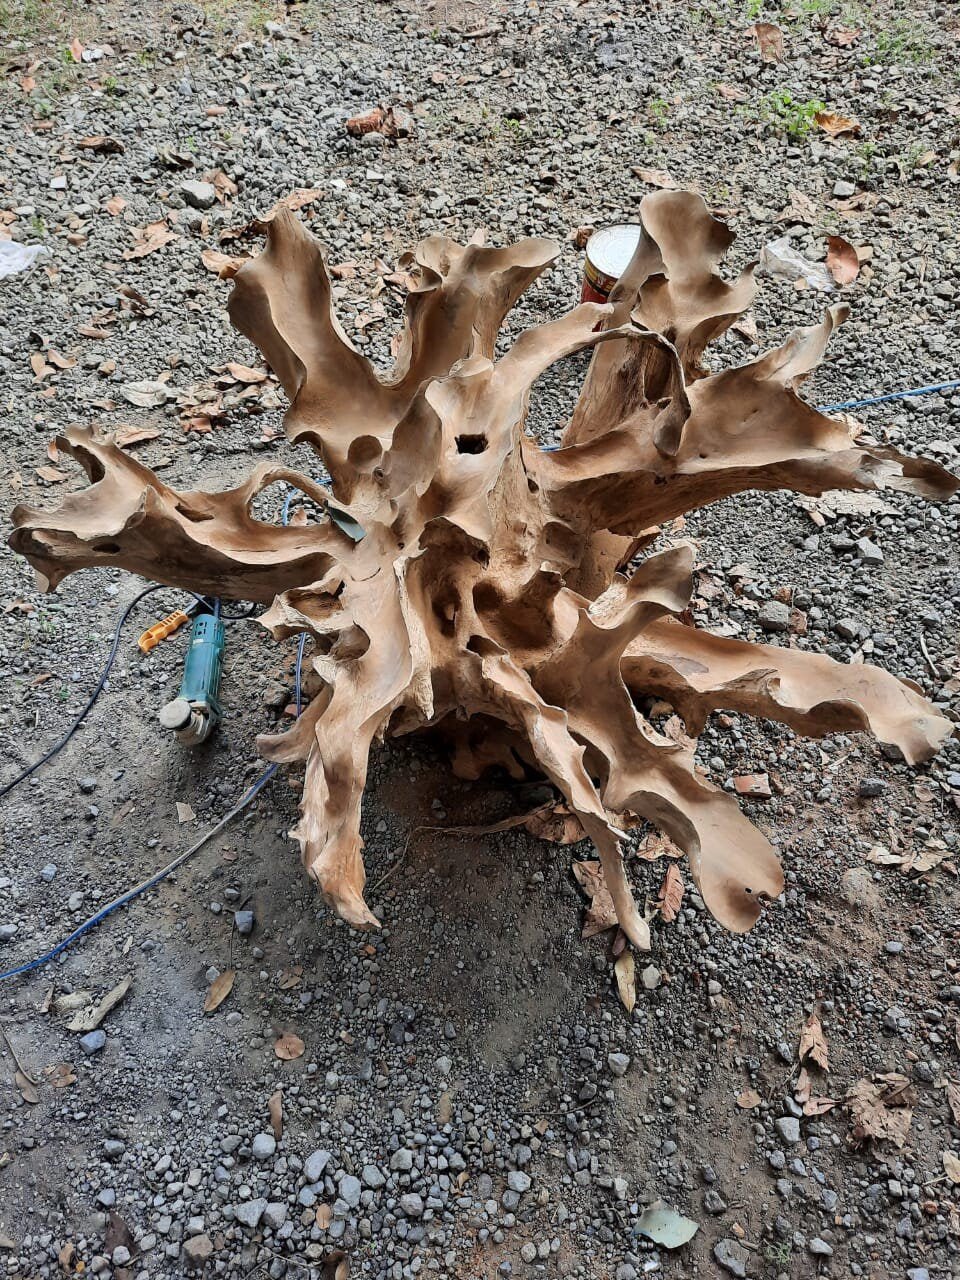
[10,192,957,950]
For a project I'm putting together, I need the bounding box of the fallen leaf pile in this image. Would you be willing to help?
[845,1073,916,1148]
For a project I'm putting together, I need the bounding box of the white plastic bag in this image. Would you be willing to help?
[760,235,834,293]
[0,241,49,280]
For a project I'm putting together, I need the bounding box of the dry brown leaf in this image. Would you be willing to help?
[798,1012,829,1071]
[45,1062,77,1088]
[35,465,68,483]
[182,414,213,434]
[77,134,124,154]
[781,189,818,226]
[717,83,748,102]
[123,224,176,260]
[826,235,860,286]
[268,1088,284,1139]
[200,247,246,278]
[46,349,76,370]
[845,1073,916,1148]
[523,802,585,844]
[947,1080,960,1126]
[942,1151,960,1185]
[274,1031,305,1060]
[815,110,862,138]
[329,261,358,280]
[573,860,618,937]
[176,801,195,824]
[210,169,238,202]
[737,1088,762,1109]
[30,352,53,380]
[278,966,303,990]
[104,195,126,217]
[315,1204,334,1229]
[204,969,236,1013]
[114,426,160,449]
[632,167,679,190]
[635,832,684,862]
[15,1071,39,1105]
[224,361,268,384]
[655,863,684,922]
[747,21,784,62]
[614,949,636,1013]
[826,25,861,46]
[803,1094,838,1116]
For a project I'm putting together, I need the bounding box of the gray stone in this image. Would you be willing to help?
[704,1188,728,1214]
[775,1116,801,1144]
[0,923,17,942]
[640,964,661,991]
[855,536,883,566]
[839,865,880,913]
[361,1163,386,1188]
[182,1234,213,1267]
[390,1147,413,1171]
[713,1238,749,1277]
[304,1148,331,1182]
[251,1132,277,1160]
[399,1192,424,1217]
[262,1202,287,1231]
[832,179,856,198]
[338,1174,362,1208]
[180,180,217,210]
[234,909,255,936]
[858,777,886,797]
[234,1198,267,1230]
[808,1237,834,1256]
[759,599,790,633]
[607,1052,630,1077]
[79,1030,107,1055]
[507,1170,531,1193]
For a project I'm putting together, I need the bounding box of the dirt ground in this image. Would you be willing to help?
[0,1,959,1278]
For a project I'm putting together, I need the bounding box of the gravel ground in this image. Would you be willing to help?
[1,1,959,1278]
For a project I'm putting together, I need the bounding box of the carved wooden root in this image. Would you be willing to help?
[10,193,957,952]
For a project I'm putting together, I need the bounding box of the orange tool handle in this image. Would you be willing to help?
[137,609,191,653]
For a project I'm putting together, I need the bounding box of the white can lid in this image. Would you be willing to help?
[585,223,644,279]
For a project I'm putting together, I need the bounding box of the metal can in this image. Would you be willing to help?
[581,223,644,303]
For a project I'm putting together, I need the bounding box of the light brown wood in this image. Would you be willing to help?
[10,193,956,950]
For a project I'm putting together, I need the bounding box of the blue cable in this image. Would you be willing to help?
[815,378,960,414]
[0,766,278,982]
